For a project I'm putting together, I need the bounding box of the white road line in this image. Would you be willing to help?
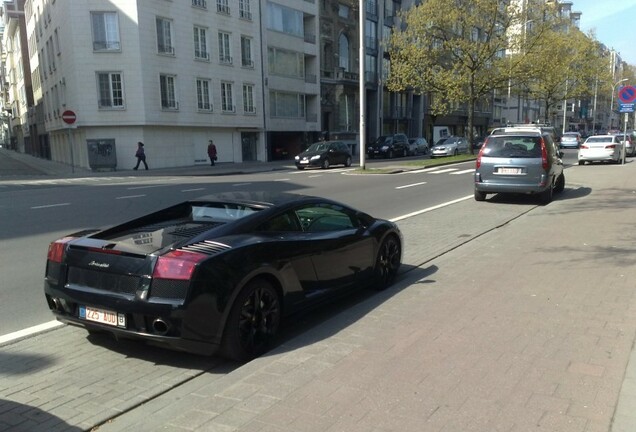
[31,203,71,209]
[181,188,206,192]
[308,175,323,178]
[390,195,473,222]
[450,169,475,175]
[408,167,444,174]
[0,320,64,345]
[396,181,427,189]
[232,183,252,187]
[274,178,291,182]
[127,185,166,190]
[429,168,459,174]
[116,194,146,199]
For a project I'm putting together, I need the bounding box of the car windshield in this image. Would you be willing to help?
[305,143,330,152]
[562,133,578,138]
[586,137,614,143]
[482,136,542,158]
[191,203,260,222]
[374,136,390,145]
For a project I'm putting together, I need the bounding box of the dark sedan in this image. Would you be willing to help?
[294,141,352,170]
[44,192,402,361]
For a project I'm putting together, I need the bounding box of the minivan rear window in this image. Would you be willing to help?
[482,136,542,158]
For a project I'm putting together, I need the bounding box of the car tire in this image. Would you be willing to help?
[474,189,487,201]
[321,158,330,169]
[296,166,305,170]
[554,173,565,193]
[388,150,394,159]
[222,278,281,362]
[539,184,553,205]
[578,160,584,166]
[453,149,458,156]
[344,156,352,167]
[372,235,401,291]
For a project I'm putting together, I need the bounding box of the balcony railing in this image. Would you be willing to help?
[192,0,207,8]
[195,50,210,60]
[219,55,233,64]
[239,9,252,20]
[304,33,316,44]
[158,45,175,55]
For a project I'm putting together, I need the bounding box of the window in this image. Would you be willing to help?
[243,84,255,113]
[217,0,230,14]
[239,0,252,19]
[240,36,253,67]
[156,17,174,54]
[221,82,234,112]
[192,0,207,8]
[196,78,212,111]
[269,91,305,118]
[296,205,358,232]
[266,2,303,37]
[97,72,124,108]
[338,4,350,18]
[338,34,349,71]
[160,74,178,109]
[194,26,209,60]
[218,32,232,64]
[54,29,61,55]
[268,47,304,78]
[91,11,120,51]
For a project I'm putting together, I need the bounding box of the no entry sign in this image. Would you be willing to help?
[62,110,77,125]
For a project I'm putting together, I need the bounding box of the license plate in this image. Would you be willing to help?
[79,305,126,328]
[498,167,522,174]
[300,160,309,164]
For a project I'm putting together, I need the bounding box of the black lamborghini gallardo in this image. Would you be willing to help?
[44,192,402,361]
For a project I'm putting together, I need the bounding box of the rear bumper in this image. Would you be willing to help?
[474,172,551,194]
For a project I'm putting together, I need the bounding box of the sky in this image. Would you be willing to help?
[575,0,636,65]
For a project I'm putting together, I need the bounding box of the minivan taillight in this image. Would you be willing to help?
[153,250,207,281]
[476,139,488,169]
[540,138,548,169]
[47,237,76,263]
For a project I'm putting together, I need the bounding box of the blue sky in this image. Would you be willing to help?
[575,0,636,65]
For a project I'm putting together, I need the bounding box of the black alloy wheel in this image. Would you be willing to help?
[373,235,401,290]
[322,158,330,169]
[345,156,352,167]
[222,279,281,362]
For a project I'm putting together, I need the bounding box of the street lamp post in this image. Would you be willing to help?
[610,78,628,130]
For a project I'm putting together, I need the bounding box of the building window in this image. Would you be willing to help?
[196,78,212,111]
[194,26,209,60]
[239,0,252,20]
[97,72,124,108]
[160,74,178,109]
[54,29,61,55]
[217,0,230,15]
[338,34,349,71]
[338,4,350,18]
[266,2,303,37]
[240,36,253,67]
[269,91,305,118]
[243,84,255,113]
[218,32,232,64]
[156,17,174,55]
[221,82,234,112]
[91,11,120,51]
[192,0,207,8]
[268,47,304,78]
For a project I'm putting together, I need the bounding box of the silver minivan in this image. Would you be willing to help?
[474,128,565,204]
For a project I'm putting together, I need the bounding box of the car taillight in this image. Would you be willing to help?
[153,250,207,281]
[540,138,548,169]
[476,139,488,169]
[580,145,589,149]
[47,237,76,263]
[605,144,616,149]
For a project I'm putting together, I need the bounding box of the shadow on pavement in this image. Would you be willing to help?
[0,352,56,376]
[0,399,83,432]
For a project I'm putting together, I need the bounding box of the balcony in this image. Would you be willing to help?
[219,55,233,65]
[158,45,175,55]
[239,9,252,20]
[192,0,207,8]
[335,68,358,81]
[304,33,316,44]
[241,59,254,68]
[195,50,210,60]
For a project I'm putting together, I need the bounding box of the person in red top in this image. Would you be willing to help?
[207,140,218,166]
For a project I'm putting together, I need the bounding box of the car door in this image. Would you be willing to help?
[295,204,375,295]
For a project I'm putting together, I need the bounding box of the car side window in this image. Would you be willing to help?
[257,212,302,232]
[296,204,359,232]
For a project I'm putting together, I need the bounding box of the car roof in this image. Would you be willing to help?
[194,191,317,208]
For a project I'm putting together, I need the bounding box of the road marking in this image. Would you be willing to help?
[390,195,473,222]
[450,169,475,175]
[181,188,206,192]
[274,178,291,182]
[396,181,427,189]
[408,167,444,174]
[127,185,166,190]
[429,168,459,174]
[232,183,252,187]
[31,203,71,209]
[0,320,64,345]
[116,194,146,199]
[308,175,322,178]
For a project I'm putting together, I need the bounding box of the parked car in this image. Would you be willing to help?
[43,192,403,361]
[559,132,582,149]
[408,137,429,155]
[474,126,565,204]
[578,135,623,164]
[430,136,468,157]
[473,136,486,151]
[367,134,409,159]
[294,141,352,170]
[622,131,636,157]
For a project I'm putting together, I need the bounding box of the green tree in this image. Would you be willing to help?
[387,0,558,152]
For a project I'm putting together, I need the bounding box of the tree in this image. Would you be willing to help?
[387,0,558,153]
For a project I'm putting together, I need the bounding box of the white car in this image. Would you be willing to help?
[578,135,623,165]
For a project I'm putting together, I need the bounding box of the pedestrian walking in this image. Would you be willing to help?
[134,141,149,170]
[207,140,218,166]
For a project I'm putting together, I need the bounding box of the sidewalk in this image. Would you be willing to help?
[1,150,636,432]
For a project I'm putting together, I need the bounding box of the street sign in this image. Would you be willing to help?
[618,86,636,104]
[62,110,77,125]
[619,102,635,113]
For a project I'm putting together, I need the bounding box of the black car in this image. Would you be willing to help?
[44,192,402,361]
[367,134,409,159]
[294,141,353,170]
